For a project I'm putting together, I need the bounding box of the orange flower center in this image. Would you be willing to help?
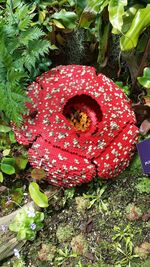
[67,109,91,132]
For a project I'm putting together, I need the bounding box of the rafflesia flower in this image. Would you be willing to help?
[13,65,139,187]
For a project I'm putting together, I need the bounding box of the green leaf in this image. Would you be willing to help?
[137,67,150,88]
[1,157,16,165]
[0,171,4,182]
[120,4,150,50]
[17,229,27,240]
[9,131,16,143]
[3,149,11,157]
[29,182,48,208]
[85,0,109,13]
[39,10,46,24]
[108,0,127,34]
[1,163,16,175]
[52,19,65,29]
[15,157,28,170]
[79,0,109,28]
[121,4,143,33]
[0,125,11,133]
[52,9,78,29]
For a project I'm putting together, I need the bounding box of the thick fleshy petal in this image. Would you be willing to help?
[94,124,139,178]
[28,137,95,187]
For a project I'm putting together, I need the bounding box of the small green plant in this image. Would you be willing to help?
[9,205,44,240]
[0,124,28,182]
[12,258,25,267]
[54,246,77,266]
[112,224,133,242]
[135,177,150,194]
[112,225,139,266]
[83,185,108,213]
[113,240,139,267]
[62,187,75,206]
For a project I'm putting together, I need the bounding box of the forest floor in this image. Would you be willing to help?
[1,153,150,267]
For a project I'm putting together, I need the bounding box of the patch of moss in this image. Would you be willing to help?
[38,243,56,262]
[75,196,90,214]
[71,234,88,256]
[56,224,74,242]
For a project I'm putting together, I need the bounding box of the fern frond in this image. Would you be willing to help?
[19,27,45,45]
[0,84,28,125]
[0,1,51,124]
[24,54,36,72]
[29,39,50,58]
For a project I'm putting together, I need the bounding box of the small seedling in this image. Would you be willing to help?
[112,225,139,266]
[55,246,77,266]
[62,187,75,206]
[83,185,108,213]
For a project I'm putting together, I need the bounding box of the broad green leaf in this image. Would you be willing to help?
[52,19,65,29]
[122,4,144,33]
[0,125,11,133]
[39,10,46,24]
[79,0,109,28]
[1,163,15,175]
[29,182,48,208]
[120,4,150,50]
[137,67,150,88]
[79,11,96,28]
[0,171,4,182]
[85,0,109,13]
[15,157,28,170]
[108,0,127,34]
[1,157,16,166]
[52,10,77,29]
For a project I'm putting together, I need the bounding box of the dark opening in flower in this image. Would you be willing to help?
[13,65,139,188]
[63,94,102,133]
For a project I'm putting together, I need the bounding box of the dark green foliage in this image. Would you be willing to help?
[0,0,50,125]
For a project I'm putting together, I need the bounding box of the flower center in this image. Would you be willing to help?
[66,108,91,132]
[63,94,103,133]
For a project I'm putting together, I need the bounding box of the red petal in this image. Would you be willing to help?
[28,137,95,187]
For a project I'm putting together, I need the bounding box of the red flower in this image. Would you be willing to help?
[13,65,139,187]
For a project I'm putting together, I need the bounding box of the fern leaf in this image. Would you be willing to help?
[18,16,32,31]
[19,27,45,45]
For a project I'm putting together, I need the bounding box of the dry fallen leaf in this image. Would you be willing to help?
[139,119,150,135]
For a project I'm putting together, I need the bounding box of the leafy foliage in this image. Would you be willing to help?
[120,4,150,50]
[0,123,28,182]
[9,205,44,240]
[138,67,150,88]
[135,177,150,193]
[0,0,50,124]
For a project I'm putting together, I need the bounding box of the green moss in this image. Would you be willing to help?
[75,196,90,214]
[38,243,56,262]
[56,224,74,242]
[71,234,88,256]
